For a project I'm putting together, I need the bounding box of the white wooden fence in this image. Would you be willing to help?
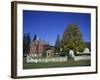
[74,55,91,61]
[26,54,90,63]
[27,55,67,63]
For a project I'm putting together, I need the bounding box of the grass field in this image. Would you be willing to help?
[23,57,91,69]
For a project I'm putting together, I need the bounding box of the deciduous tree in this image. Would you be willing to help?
[61,23,86,55]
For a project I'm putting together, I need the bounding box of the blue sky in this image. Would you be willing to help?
[23,10,91,45]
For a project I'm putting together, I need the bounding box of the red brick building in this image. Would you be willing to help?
[30,40,48,57]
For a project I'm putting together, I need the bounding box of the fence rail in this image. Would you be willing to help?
[26,54,91,63]
[27,55,68,63]
[74,55,91,61]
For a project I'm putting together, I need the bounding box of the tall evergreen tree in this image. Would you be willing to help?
[26,33,31,53]
[23,33,27,55]
[55,34,61,53]
[33,34,37,41]
[23,33,31,56]
[27,33,31,45]
[61,23,86,54]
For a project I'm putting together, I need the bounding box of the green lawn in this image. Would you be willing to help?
[23,57,90,69]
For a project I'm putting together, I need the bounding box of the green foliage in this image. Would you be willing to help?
[61,23,86,54]
[33,34,37,41]
[42,52,47,57]
[60,51,66,57]
[54,34,61,53]
[23,33,31,56]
